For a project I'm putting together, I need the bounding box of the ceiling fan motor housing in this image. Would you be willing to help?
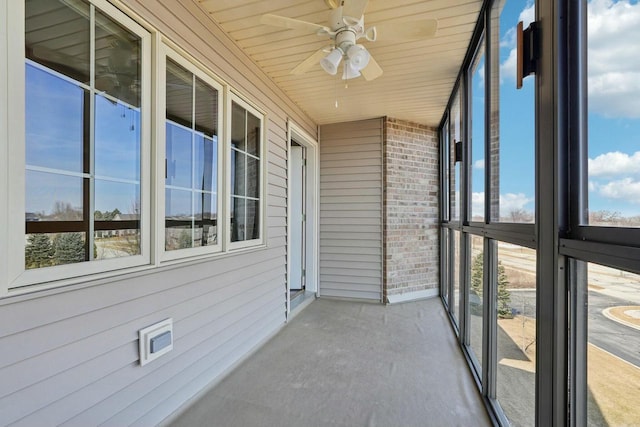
[335,28,357,52]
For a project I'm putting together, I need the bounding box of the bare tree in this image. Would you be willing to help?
[589,210,622,226]
[506,208,533,223]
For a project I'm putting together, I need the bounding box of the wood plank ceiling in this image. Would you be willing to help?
[197,0,483,127]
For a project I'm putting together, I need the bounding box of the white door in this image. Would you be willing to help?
[290,144,305,290]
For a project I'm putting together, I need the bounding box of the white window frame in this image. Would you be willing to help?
[226,91,266,251]
[1,0,11,296]
[286,120,320,316]
[4,0,152,293]
[157,44,224,262]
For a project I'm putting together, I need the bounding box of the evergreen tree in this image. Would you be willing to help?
[470,251,512,318]
[53,233,85,265]
[106,208,121,220]
[471,252,483,296]
[25,234,54,269]
[496,262,512,318]
[178,229,192,249]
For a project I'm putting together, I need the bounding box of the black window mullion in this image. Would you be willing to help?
[191,74,196,246]
[483,238,497,398]
[568,258,587,427]
[83,89,91,261]
[26,221,86,234]
[244,111,248,233]
[536,0,569,424]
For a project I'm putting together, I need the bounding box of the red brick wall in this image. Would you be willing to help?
[383,117,440,301]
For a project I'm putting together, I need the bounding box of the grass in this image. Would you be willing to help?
[588,343,640,425]
[499,316,640,425]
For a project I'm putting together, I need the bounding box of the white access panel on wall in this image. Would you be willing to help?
[139,318,173,366]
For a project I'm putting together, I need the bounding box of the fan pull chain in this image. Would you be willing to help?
[334,73,338,108]
[344,63,349,89]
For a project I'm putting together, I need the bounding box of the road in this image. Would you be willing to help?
[588,291,640,368]
[467,241,640,367]
[508,289,640,368]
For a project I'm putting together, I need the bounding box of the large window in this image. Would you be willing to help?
[19,0,150,284]
[450,91,462,222]
[586,0,640,227]
[491,0,535,223]
[441,228,450,305]
[469,234,484,373]
[440,1,538,424]
[452,229,462,325]
[470,37,486,222]
[444,88,463,330]
[568,1,640,424]
[496,242,536,427]
[163,54,222,256]
[440,0,640,424]
[442,117,451,222]
[229,97,263,247]
[3,0,268,293]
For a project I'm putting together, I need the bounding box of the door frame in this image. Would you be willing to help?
[286,120,319,319]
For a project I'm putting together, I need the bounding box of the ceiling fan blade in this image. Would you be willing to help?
[324,0,340,8]
[360,55,383,81]
[375,19,438,41]
[30,45,88,71]
[343,0,369,19]
[260,14,328,34]
[291,47,330,75]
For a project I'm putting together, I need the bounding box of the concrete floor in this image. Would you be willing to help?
[169,297,492,427]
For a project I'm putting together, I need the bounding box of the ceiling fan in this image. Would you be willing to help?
[260,0,438,81]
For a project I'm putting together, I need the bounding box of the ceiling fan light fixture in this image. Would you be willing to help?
[342,59,362,80]
[346,44,370,71]
[320,48,343,75]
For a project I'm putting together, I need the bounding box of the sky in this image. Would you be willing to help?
[470,0,640,220]
[26,64,141,216]
[587,0,640,217]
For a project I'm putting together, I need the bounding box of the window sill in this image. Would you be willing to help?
[1,242,270,304]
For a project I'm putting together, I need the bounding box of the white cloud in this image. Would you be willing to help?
[500,193,533,215]
[519,2,536,28]
[498,0,640,116]
[477,65,485,89]
[500,2,536,82]
[589,151,640,177]
[501,2,535,49]
[473,159,485,170]
[500,48,518,83]
[472,192,485,215]
[596,177,640,202]
[588,0,640,118]
[471,192,533,217]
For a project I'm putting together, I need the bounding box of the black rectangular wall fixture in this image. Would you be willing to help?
[455,140,463,163]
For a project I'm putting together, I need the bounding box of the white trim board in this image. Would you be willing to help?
[386,288,439,304]
[286,119,319,319]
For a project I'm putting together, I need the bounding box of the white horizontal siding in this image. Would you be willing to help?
[0,252,287,426]
[319,119,383,301]
[0,0,317,425]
